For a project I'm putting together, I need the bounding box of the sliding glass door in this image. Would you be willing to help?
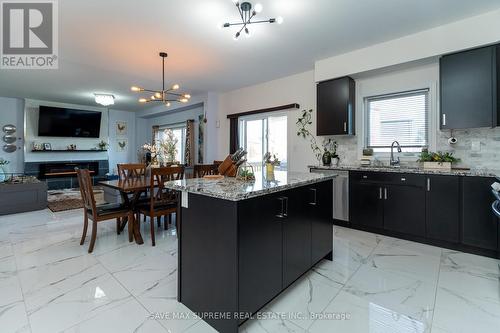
[239,113,287,171]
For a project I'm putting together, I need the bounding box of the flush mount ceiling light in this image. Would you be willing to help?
[221,1,283,40]
[130,52,191,107]
[94,93,115,106]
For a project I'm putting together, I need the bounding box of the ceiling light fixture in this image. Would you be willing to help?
[130,52,191,107]
[94,93,115,106]
[221,1,283,40]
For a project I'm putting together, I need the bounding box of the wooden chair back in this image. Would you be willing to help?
[117,163,146,181]
[75,168,97,219]
[149,166,184,210]
[193,164,219,178]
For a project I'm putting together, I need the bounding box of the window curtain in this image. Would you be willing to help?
[229,118,239,154]
[152,125,160,145]
[184,120,195,166]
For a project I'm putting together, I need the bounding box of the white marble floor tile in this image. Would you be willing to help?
[309,290,427,333]
[266,271,342,330]
[344,264,435,328]
[27,271,131,333]
[182,319,218,333]
[379,237,443,258]
[310,259,358,288]
[432,286,500,333]
[438,250,500,303]
[239,312,307,333]
[368,243,441,283]
[62,298,168,333]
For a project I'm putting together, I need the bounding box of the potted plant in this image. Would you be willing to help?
[159,129,179,164]
[321,139,339,166]
[0,159,10,183]
[263,152,280,178]
[418,149,459,170]
[142,143,160,166]
[98,140,108,150]
[297,109,338,165]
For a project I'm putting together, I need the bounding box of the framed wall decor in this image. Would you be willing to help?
[116,121,127,136]
[116,139,127,152]
[43,143,52,151]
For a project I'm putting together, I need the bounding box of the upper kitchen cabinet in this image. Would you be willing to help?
[440,45,498,129]
[317,76,355,135]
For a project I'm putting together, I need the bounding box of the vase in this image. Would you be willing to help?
[322,152,331,166]
[265,163,275,179]
[0,165,7,183]
[332,157,339,166]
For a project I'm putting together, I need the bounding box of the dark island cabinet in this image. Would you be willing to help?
[238,193,284,317]
[309,180,334,265]
[462,177,498,250]
[384,184,426,237]
[425,175,460,243]
[317,76,355,135]
[440,45,498,129]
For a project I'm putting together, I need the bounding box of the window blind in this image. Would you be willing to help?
[366,89,429,150]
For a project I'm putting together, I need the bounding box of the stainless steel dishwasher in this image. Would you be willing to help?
[310,168,349,221]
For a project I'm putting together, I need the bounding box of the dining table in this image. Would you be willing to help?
[99,177,155,245]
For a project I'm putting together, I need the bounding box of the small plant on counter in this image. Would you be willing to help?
[418,151,460,164]
[263,152,280,166]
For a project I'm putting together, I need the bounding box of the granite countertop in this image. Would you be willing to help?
[164,171,336,201]
[308,164,500,178]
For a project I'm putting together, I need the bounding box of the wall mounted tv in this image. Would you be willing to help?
[38,106,102,138]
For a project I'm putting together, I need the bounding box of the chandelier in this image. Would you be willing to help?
[222,1,283,39]
[131,52,191,107]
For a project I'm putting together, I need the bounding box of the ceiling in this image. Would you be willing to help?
[1,0,499,111]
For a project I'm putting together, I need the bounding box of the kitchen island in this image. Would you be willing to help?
[165,171,335,333]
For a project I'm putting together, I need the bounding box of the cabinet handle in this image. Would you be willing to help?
[363,175,368,179]
[442,114,446,126]
[309,188,317,206]
[427,178,431,192]
[343,122,347,132]
[379,187,383,200]
[384,188,388,200]
[276,197,288,218]
[401,178,406,182]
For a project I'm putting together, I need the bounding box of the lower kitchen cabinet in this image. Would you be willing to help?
[348,171,499,258]
[384,184,426,237]
[309,180,334,265]
[239,194,283,316]
[462,177,498,250]
[349,181,384,229]
[283,187,312,287]
[425,175,460,243]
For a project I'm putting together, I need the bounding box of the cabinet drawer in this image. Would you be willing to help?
[349,171,386,183]
[350,171,425,187]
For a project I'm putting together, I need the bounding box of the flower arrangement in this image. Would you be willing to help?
[98,140,108,150]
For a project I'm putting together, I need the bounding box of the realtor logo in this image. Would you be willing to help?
[1,0,58,69]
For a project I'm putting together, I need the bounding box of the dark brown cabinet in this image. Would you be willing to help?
[317,76,355,135]
[384,184,426,237]
[425,175,460,243]
[462,176,498,250]
[309,181,334,265]
[239,194,283,316]
[440,45,498,129]
[350,181,384,229]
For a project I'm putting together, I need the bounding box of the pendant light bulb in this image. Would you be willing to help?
[254,3,263,13]
[276,16,284,24]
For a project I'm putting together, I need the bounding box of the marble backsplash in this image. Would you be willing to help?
[330,127,500,171]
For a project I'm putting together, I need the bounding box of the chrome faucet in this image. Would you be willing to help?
[390,141,402,167]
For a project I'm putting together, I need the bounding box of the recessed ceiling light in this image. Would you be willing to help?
[94,93,115,106]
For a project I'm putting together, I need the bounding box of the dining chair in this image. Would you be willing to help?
[76,168,134,253]
[117,163,146,181]
[137,166,184,246]
[193,164,219,178]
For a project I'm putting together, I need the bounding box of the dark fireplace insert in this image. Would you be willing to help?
[39,161,99,179]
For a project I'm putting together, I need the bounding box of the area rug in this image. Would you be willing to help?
[47,187,105,212]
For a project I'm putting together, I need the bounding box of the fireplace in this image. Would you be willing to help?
[39,161,99,179]
[25,160,109,190]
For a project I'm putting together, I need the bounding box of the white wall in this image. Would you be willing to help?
[315,8,500,81]
[136,104,205,163]
[214,59,500,171]
[24,99,109,162]
[0,97,24,173]
[108,109,136,174]
[216,71,318,172]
